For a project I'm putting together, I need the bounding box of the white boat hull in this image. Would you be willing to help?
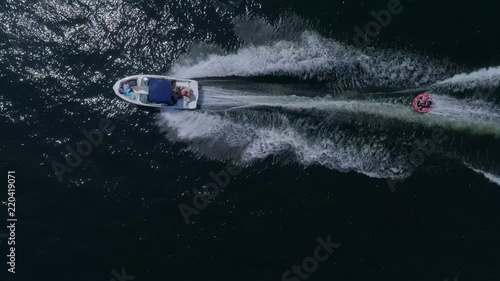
[112,74,199,110]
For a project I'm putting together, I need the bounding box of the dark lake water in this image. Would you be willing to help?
[1,0,500,280]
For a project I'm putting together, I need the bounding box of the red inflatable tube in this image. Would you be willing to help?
[412,93,433,114]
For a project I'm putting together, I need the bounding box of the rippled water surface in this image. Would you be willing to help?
[1,0,500,280]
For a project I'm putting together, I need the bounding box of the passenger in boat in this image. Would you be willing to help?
[181,88,191,101]
[119,83,136,100]
[173,86,182,100]
[174,86,191,101]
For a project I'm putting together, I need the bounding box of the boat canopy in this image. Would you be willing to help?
[148,79,173,104]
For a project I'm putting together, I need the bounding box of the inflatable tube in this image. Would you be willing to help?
[412,93,433,114]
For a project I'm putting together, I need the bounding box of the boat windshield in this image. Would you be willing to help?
[141,77,150,87]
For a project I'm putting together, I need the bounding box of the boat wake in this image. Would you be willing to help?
[198,85,500,135]
[156,72,500,184]
[157,17,500,185]
[170,23,453,89]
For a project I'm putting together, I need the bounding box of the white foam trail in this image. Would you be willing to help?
[426,94,500,134]
[201,87,500,136]
[480,172,500,186]
[436,66,500,90]
[156,102,500,181]
[171,32,348,79]
[171,31,450,88]
[468,167,500,187]
[156,110,414,179]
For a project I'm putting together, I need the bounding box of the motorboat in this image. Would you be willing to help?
[112,75,199,109]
